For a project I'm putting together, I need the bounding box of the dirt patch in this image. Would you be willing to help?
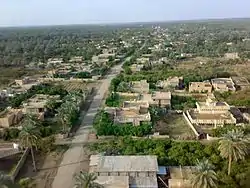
[17,147,67,188]
[154,114,195,139]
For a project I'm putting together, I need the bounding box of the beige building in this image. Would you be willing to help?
[130,64,144,72]
[168,166,195,188]
[69,56,83,62]
[157,77,183,89]
[89,155,158,188]
[211,78,236,92]
[0,109,23,128]
[224,52,239,59]
[231,76,250,90]
[131,80,150,93]
[186,97,236,127]
[188,81,212,93]
[142,91,171,108]
[105,101,151,126]
[22,94,61,115]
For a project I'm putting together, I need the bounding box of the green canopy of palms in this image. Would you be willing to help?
[19,124,41,172]
[218,129,249,175]
[74,172,103,188]
[0,171,18,188]
[191,159,218,188]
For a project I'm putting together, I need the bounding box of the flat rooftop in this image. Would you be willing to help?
[211,78,233,85]
[95,176,129,188]
[123,101,149,108]
[90,155,158,172]
[116,109,141,117]
[189,110,233,120]
[130,177,158,188]
[152,91,171,100]
[231,76,250,86]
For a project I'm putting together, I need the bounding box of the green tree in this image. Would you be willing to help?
[218,129,249,175]
[191,159,218,188]
[74,172,103,188]
[19,124,41,172]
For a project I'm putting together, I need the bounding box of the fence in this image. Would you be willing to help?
[9,148,30,181]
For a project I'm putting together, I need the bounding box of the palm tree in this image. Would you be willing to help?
[218,129,249,175]
[0,171,17,188]
[74,172,102,188]
[19,125,41,172]
[191,159,218,188]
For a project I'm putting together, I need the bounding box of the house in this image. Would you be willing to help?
[131,80,149,93]
[186,97,236,127]
[0,109,23,128]
[69,56,83,62]
[142,92,171,108]
[188,81,212,93]
[22,94,61,116]
[231,76,250,90]
[136,57,150,64]
[211,78,236,92]
[105,101,151,126]
[89,155,159,188]
[47,58,63,64]
[224,52,239,59]
[157,77,183,89]
[130,64,144,72]
[168,166,195,188]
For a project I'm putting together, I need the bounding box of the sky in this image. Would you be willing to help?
[1,0,250,27]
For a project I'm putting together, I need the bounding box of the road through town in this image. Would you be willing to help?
[51,58,129,188]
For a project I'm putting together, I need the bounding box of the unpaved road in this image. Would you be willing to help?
[51,59,128,188]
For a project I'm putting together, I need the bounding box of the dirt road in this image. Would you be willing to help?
[51,60,127,188]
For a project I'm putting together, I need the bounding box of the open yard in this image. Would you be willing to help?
[154,114,195,139]
[17,146,68,188]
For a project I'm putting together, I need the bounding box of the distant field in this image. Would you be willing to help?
[59,81,100,92]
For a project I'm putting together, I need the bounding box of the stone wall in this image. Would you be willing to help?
[183,112,199,137]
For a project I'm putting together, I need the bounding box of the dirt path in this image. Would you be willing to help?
[51,61,126,188]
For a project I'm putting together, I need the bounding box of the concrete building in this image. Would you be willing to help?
[69,56,83,62]
[136,57,150,64]
[186,97,236,127]
[188,81,212,93]
[0,109,23,128]
[211,78,236,92]
[224,52,239,59]
[47,58,63,64]
[168,166,195,188]
[89,155,158,188]
[130,64,144,72]
[142,92,171,108]
[22,94,61,115]
[105,101,151,126]
[157,77,183,89]
[231,76,250,90]
[131,80,149,93]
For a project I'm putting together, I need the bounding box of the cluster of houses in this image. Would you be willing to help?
[189,76,250,93]
[105,80,172,126]
[0,94,61,128]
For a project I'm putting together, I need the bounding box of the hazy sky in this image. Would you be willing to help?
[1,0,250,27]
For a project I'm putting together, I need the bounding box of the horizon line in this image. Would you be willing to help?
[1,17,250,29]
